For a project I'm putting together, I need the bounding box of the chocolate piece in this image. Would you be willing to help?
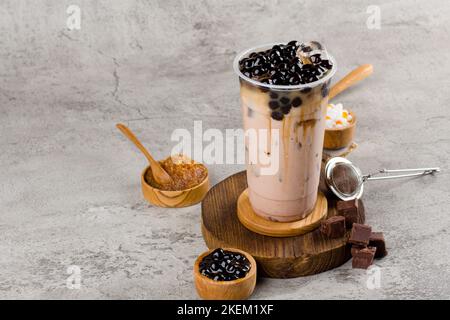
[336,199,359,228]
[351,245,366,257]
[369,232,388,259]
[348,223,372,246]
[320,216,346,238]
[352,247,376,269]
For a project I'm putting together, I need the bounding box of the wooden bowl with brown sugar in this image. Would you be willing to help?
[141,156,210,208]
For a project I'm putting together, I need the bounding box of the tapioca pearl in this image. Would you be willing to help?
[288,73,301,85]
[292,97,302,107]
[269,100,279,110]
[251,66,263,77]
[320,59,333,69]
[212,248,224,260]
[225,265,235,274]
[271,111,284,121]
[269,91,279,99]
[281,105,291,114]
[301,87,312,94]
[253,54,266,67]
[287,40,299,47]
[270,54,284,66]
[280,96,290,105]
[241,264,250,272]
[269,73,286,85]
[243,58,255,69]
[242,70,251,78]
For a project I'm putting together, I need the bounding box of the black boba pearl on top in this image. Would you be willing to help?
[243,70,251,78]
[243,58,255,69]
[271,44,282,52]
[310,54,322,64]
[320,60,333,69]
[251,67,263,77]
[271,111,284,121]
[292,97,302,107]
[253,54,266,67]
[288,73,301,85]
[284,45,297,59]
[269,73,285,85]
[287,40,299,47]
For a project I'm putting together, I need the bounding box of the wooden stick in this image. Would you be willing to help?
[329,64,373,100]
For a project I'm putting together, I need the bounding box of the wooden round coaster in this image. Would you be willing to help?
[201,171,365,278]
[237,189,328,237]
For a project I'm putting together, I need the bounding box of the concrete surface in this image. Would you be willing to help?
[0,0,449,299]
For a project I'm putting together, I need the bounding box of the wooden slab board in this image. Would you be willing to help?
[201,171,365,278]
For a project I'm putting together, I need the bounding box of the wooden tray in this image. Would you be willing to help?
[201,171,365,278]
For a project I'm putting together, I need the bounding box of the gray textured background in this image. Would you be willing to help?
[1,0,449,299]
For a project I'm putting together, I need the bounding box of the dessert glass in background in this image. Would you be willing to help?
[234,41,337,222]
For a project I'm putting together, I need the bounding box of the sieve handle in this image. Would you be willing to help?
[363,167,440,181]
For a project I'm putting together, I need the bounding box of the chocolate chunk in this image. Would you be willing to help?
[336,199,359,228]
[348,223,372,246]
[352,247,376,269]
[369,232,388,259]
[350,245,366,257]
[320,216,346,238]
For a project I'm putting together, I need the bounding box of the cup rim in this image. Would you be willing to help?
[233,42,337,91]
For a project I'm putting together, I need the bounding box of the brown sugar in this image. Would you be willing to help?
[145,155,207,191]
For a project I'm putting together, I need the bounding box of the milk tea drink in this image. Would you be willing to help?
[234,41,336,222]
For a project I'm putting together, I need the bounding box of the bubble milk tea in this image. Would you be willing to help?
[234,41,336,222]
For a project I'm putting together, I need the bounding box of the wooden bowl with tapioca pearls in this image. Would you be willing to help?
[193,248,257,300]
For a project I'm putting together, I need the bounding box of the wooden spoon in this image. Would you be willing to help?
[329,64,373,100]
[116,123,173,186]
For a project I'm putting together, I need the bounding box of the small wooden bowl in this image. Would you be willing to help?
[324,111,356,150]
[194,248,257,300]
[141,164,209,208]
